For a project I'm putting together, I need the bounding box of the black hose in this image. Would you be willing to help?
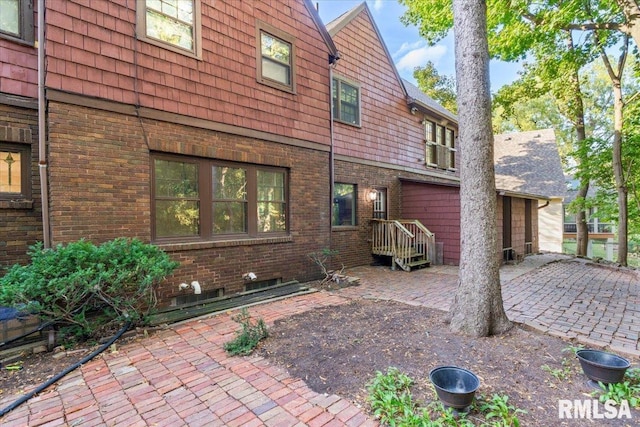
[0,322,131,418]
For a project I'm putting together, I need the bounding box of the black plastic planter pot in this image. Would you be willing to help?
[429,366,480,409]
[576,349,630,385]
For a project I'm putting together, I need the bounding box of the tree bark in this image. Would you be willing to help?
[448,0,512,336]
[599,37,629,266]
[612,82,628,265]
[557,31,591,257]
[617,0,640,48]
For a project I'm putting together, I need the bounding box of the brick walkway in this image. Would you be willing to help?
[1,254,638,426]
[340,255,640,358]
[0,293,376,427]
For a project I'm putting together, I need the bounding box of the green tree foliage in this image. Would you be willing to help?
[402,0,640,263]
[413,62,458,113]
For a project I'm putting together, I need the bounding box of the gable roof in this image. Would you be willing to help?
[325,2,407,98]
[403,78,457,123]
[494,129,566,199]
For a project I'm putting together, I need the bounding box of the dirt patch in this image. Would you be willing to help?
[259,298,638,426]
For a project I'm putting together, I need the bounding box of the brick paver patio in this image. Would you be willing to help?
[1,254,638,425]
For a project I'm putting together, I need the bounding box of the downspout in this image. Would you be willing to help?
[329,64,334,252]
[328,54,339,252]
[537,200,550,209]
[37,0,51,248]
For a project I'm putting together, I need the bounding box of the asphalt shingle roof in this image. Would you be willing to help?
[494,129,566,199]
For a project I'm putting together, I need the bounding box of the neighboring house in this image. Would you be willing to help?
[563,178,616,259]
[1,0,340,305]
[494,129,567,255]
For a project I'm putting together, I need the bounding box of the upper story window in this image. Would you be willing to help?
[424,120,456,171]
[137,0,202,58]
[256,21,296,93]
[0,0,35,45]
[0,144,31,200]
[332,77,361,126]
[152,154,288,242]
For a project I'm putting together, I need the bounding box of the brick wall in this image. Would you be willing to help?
[47,101,331,305]
[332,159,459,268]
[0,102,43,267]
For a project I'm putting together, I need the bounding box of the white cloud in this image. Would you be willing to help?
[370,0,384,12]
[394,43,448,73]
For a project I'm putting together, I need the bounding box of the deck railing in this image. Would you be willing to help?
[371,219,435,271]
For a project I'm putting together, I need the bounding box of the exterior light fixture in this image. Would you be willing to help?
[368,189,378,201]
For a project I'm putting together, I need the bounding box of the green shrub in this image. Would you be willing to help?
[0,238,179,342]
[224,309,269,356]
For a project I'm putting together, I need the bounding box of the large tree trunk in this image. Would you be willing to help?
[575,182,590,256]
[448,0,512,336]
[599,38,629,266]
[612,83,628,265]
[564,32,591,257]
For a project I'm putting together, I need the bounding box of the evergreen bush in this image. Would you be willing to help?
[0,238,179,342]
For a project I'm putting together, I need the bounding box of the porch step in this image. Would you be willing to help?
[406,259,431,269]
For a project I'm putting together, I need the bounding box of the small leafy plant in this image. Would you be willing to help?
[593,368,640,408]
[541,358,574,381]
[478,393,526,426]
[223,308,269,356]
[367,367,525,426]
[367,367,417,425]
[541,345,583,382]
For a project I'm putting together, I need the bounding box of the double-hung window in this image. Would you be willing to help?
[332,77,361,126]
[137,0,202,57]
[445,128,456,170]
[424,120,456,171]
[153,155,288,241]
[0,0,34,45]
[425,121,437,166]
[257,21,296,93]
[0,144,31,200]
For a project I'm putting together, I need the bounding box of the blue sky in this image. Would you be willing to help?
[315,0,522,92]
